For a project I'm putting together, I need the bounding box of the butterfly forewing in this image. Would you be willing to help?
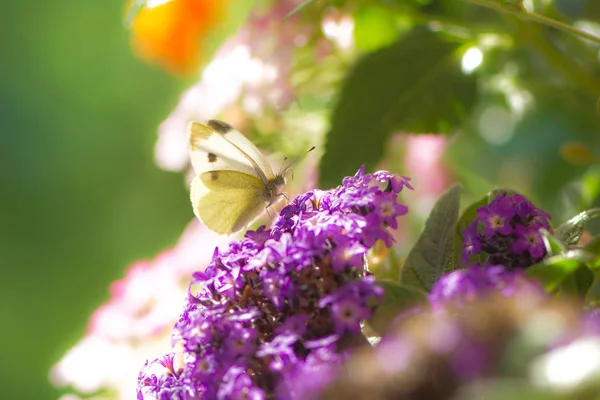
[189,121,274,183]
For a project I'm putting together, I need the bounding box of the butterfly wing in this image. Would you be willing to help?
[190,170,269,234]
[189,120,274,183]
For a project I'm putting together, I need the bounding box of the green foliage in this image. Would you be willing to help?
[367,280,427,335]
[541,231,568,256]
[525,251,588,292]
[581,167,600,208]
[319,29,476,188]
[400,184,462,290]
[585,270,600,307]
[583,236,600,273]
[555,208,600,246]
[353,4,402,52]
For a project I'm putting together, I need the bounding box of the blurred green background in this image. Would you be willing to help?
[1,1,191,399]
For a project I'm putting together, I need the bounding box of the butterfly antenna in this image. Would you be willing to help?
[278,156,289,177]
[281,146,316,177]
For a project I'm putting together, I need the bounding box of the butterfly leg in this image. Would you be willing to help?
[279,192,289,205]
[265,204,274,220]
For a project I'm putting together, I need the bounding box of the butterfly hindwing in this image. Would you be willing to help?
[190,170,268,234]
[189,121,274,183]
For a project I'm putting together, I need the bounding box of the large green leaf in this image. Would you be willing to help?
[319,29,476,188]
[400,184,462,290]
[353,4,402,53]
[560,265,594,298]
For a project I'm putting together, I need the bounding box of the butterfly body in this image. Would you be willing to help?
[189,120,286,234]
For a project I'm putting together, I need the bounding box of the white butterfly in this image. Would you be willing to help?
[188,120,289,235]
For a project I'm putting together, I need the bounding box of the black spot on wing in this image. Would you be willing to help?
[210,171,219,181]
[208,153,217,163]
[207,120,233,134]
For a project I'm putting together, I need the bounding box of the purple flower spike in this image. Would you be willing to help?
[462,192,552,269]
[137,168,411,399]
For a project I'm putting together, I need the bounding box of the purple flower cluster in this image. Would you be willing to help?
[137,167,412,400]
[310,295,600,400]
[428,264,545,309]
[462,192,552,269]
[293,264,596,400]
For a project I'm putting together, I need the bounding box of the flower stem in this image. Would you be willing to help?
[462,0,600,46]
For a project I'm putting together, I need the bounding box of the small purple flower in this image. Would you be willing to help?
[462,223,482,264]
[256,333,299,372]
[137,353,193,400]
[330,237,367,271]
[329,297,371,334]
[218,366,265,400]
[511,224,546,258]
[276,314,308,336]
[481,211,512,236]
[276,342,345,400]
[462,192,552,268]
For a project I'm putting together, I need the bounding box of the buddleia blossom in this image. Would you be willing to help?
[136,167,412,399]
[462,192,552,268]
[301,266,598,400]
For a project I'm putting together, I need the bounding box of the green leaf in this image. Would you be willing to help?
[555,208,600,246]
[561,265,594,297]
[400,184,462,290]
[283,0,316,20]
[584,236,600,272]
[581,166,600,208]
[526,250,592,291]
[353,5,400,52]
[585,271,600,308]
[319,29,476,188]
[540,230,567,256]
[368,280,427,336]
[457,196,487,234]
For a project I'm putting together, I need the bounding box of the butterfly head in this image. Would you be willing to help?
[264,174,287,203]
